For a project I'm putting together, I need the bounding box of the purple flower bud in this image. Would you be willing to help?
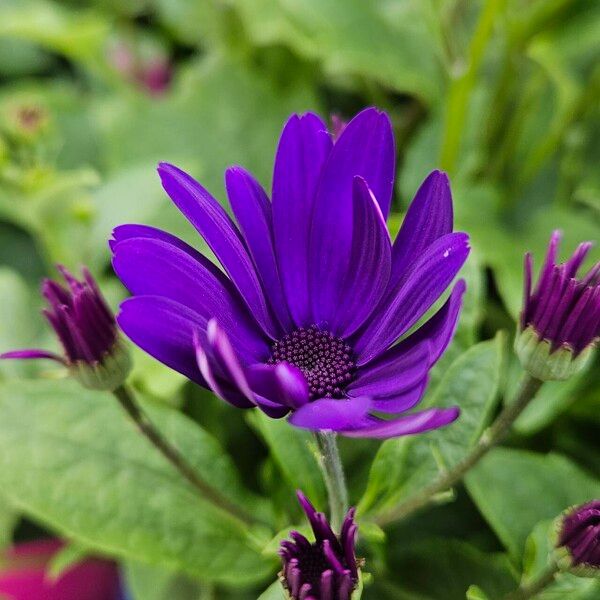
[516,230,599,380]
[556,500,600,577]
[1,266,130,391]
[279,491,360,600]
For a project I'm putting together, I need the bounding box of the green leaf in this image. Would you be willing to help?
[124,561,210,600]
[257,581,286,600]
[360,334,505,516]
[0,267,47,380]
[0,0,109,70]
[466,448,600,560]
[466,585,491,600]
[0,493,17,549]
[247,411,326,510]
[231,0,445,105]
[386,538,516,600]
[0,379,275,586]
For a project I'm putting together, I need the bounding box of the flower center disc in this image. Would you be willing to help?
[268,326,356,399]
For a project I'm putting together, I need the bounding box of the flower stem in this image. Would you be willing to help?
[113,385,256,527]
[375,373,543,527]
[506,562,560,600]
[315,432,349,531]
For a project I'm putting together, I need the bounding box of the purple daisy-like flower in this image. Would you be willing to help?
[111,108,470,438]
[1,266,130,390]
[279,491,359,600]
[556,500,600,576]
[516,230,599,380]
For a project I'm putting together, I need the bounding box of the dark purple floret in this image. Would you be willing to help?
[558,500,600,570]
[1,266,130,390]
[111,108,470,438]
[268,326,356,399]
[279,491,359,600]
[521,230,600,355]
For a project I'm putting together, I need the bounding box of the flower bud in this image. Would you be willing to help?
[555,500,600,578]
[279,491,361,600]
[1,266,130,391]
[516,231,599,380]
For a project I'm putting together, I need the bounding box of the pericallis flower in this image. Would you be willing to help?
[0,266,130,391]
[111,108,470,438]
[279,491,359,599]
[516,230,599,381]
[555,500,600,577]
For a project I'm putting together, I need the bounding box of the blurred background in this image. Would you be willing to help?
[0,0,598,598]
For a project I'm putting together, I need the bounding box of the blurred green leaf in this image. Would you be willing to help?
[0,494,17,550]
[0,379,275,586]
[124,561,211,600]
[257,581,286,600]
[231,0,445,105]
[247,412,327,511]
[386,538,516,600]
[0,0,110,71]
[360,334,505,516]
[466,448,600,560]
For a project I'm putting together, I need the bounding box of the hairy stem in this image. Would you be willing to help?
[315,432,349,531]
[506,562,560,600]
[113,385,256,527]
[376,374,543,527]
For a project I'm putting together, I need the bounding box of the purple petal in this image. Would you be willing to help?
[521,253,534,330]
[354,232,470,364]
[272,113,332,327]
[110,224,205,262]
[193,333,255,409]
[117,296,206,385]
[309,109,395,325]
[288,396,372,431]
[0,349,65,364]
[349,339,430,398]
[206,321,289,418]
[319,107,395,219]
[369,376,429,414]
[225,166,292,329]
[246,363,309,410]
[340,407,460,439]
[332,177,392,336]
[386,279,467,366]
[112,236,268,361]
[157,163,278,338]
[391,170,453,282]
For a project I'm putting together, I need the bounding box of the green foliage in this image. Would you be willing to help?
[0,379,275,586]
[466,448,600,560]
[0,0,598,597]
[360,333,506,516]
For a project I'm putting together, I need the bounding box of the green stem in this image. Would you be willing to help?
[440,0,506,174]
[113,385,256,527]
[506,562,560,600]
[376,374,543,527]
[315,432,349,531]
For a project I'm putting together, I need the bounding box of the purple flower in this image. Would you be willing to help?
[111,108,469,438]
[0,266,130,390]
[279,491,359,600]
[516,230,599,380]
[556,500,600,575]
